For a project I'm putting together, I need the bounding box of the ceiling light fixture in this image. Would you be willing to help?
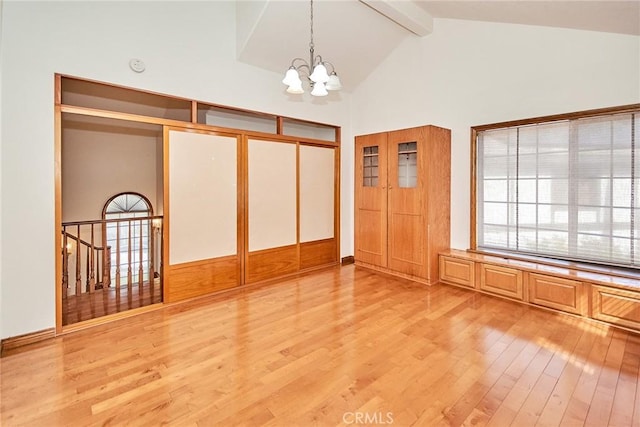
[282,0,342,97]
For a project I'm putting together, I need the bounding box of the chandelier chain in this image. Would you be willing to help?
[309,0,314,51]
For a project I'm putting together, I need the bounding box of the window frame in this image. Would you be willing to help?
[471,103,640,268]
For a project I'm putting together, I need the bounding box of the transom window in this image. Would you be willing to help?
[103,192,153,285]
[474,105,640,268]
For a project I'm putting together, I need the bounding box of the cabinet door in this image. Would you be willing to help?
[165,129,240,302]
[387,127,427,278]
[355,133,388,267]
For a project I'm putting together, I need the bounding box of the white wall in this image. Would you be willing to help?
[0,1,352,339]
[0,0,4,341]
[62,122,162,222]
[352,18,640,250]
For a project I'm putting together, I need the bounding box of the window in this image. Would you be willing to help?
[474,105,640,268]
[363,146,379,187]
[398,141,417,188]
[103,192,153,285]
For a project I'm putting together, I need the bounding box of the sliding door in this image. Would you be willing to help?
[299,144,338,269]
[164,128,241,302]
[246,138,298,283]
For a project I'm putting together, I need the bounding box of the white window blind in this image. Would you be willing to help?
[477,111,640,267]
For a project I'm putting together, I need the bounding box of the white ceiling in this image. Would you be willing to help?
[237,0,640,93]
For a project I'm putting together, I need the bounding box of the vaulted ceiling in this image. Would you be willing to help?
[236,0,640,92]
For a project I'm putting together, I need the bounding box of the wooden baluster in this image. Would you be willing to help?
[105,246,111,287]
[149,219,155,299]
[96,248,104,289]
[62,227,68,299]
[75,225,81,296]
[102,221,109,288]
[138,219,144,294]
[127,220,133,297]
[85,244,90,292]
[89,224,96,292]
[115,223,121,299]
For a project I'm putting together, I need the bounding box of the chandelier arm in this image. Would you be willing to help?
[322,61,337,74]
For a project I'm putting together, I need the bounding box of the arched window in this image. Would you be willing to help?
[103,192,153,286]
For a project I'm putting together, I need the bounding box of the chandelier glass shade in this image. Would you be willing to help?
[282,0,342,97]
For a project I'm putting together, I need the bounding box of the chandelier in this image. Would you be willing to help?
[282,0,342,97]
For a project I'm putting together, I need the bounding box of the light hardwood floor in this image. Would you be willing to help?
[63,280,163,326]
[2,265,639,426]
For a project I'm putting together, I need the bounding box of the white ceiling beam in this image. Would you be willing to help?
[359,0,433,37]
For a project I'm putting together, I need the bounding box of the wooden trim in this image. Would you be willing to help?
[1,328,56,356]
[276,116,284,135]
[243,134,250,285]
[471,103,640,132]
[341,255,355,265]
[296,142,301,266]
[355,261,438,286]
[190,100,198,123]
[469,248,640,283]
[60,105,339,148]
[59,74,340,142]
[54,102,63,333]
[238,134,246,287]
[162,126,171,302]
[335,131,341,265]
[54,73,62,105]
[470,128,478,250]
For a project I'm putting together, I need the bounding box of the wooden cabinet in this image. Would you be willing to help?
[592,285,640,331]
[479,263,524,300]
[529,273,585,315]
[439,256,475,288]
[439,250,640,334]
[355,125,450,284]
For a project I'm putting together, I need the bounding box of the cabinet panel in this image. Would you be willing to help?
[479,263,523,300]
[355,133,388,268]
[529,273,585,315]
[387,128,426,278]
[592,285,640,331]
[439,256,475,288]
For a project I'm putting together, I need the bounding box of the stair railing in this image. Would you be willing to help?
[61,216,163,298]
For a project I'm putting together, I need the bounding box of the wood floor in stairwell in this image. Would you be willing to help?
[62,279,162,326]
[2,264,639,426]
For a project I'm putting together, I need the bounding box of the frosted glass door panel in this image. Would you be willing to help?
[169,130,237,264]
[248,139,297,251]
[300,145,335,242]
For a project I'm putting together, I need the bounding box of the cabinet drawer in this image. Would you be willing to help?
[439,256,475,288]
[592,285,640,332]
[479,263,523,300]
[529,273,585,315]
